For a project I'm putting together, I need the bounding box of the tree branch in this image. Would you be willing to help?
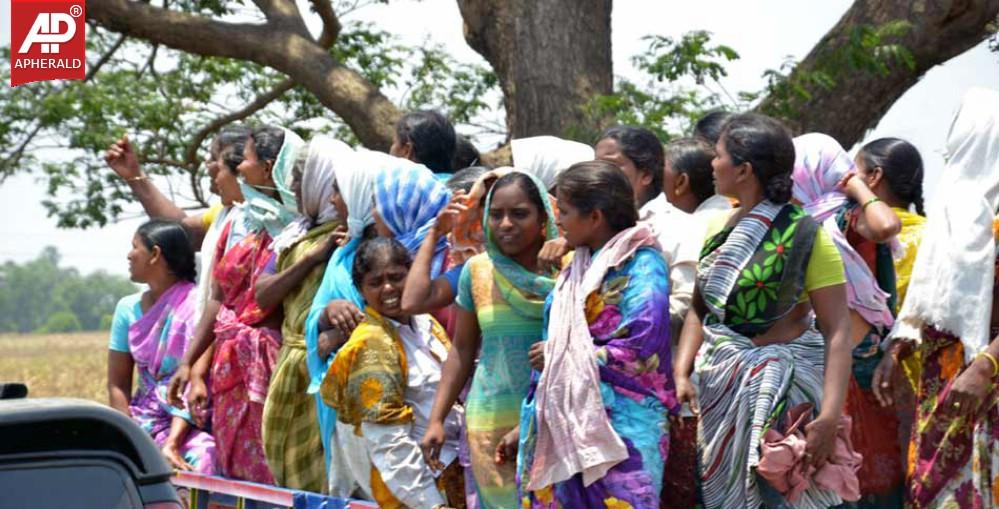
[87,0,400,150]
[310,0,342,48]
[85,34,126,81]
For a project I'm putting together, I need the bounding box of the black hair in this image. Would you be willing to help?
[694,110,733,144]
[213,124,252,174]
[719,113,795,204]
[445,165,489,194]
[491,172,547,218]
[664,137,716,205]
[556,161,638,232]
[451,134,481,172]
[597,126,665,201]
[395,110,457,173]
[135,219,197,282]
[248,125,286,164]
[351,237,412,288]
[859,137,925,215]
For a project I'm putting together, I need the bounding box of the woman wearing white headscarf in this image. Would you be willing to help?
[878,88,999,509]
[511,135,594,191]
[256,136,349,491]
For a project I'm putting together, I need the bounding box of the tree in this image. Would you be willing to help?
[2,0,997,228]
[0,247,137,333]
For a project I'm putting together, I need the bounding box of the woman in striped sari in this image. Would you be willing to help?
[257,136,349,491]
[674,114,855,508]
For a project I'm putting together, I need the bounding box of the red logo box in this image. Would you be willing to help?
[9,0,86,87]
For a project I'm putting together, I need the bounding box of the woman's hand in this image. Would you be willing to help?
[528,341,545,372]
[493,426,520,465]
[803,414,838,468]
[943,359,995,419]
[317,329,347,360]
[166,365,190,408]
[537,237,569,273]
[186,374,209,427]
[435,191,469,237]
[674,375,699,416]
[104,135,142,180]
[420,420,447,473]
[307,230,340,264]
[161,442,195,471]
[872,340,915,407]
[332,225,350,247]
[324,300,364,338]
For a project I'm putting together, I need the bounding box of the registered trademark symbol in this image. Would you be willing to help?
[69,5,83,17]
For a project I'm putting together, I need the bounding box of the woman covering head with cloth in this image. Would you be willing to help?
[517,161,676,509]
[673,114,856,508]
[167,125,303,484]
[511,135,594,191]
[322,237,466,509]
[420,169,560,509]
[792,132,905,508]
[879,87,999,509]
[256,136,349,491]
[107,219,216,474]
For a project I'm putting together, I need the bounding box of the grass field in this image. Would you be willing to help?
[0,331,108,402]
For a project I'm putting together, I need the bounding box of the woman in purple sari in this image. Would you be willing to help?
[107,219,217,473]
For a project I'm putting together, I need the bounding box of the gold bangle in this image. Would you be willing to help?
[125,175,149,182]
[976,351,999,378]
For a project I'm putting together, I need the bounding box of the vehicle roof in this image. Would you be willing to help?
[0,398,173,482]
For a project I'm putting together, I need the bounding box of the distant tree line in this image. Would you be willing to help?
[0,247,137,333]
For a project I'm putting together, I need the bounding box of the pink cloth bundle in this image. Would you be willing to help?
[757,403,863,503]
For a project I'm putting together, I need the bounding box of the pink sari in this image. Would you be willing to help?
[210,223,280,484]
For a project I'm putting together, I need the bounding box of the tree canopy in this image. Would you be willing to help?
[1,0,996,229]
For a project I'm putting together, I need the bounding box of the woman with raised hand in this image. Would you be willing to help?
[107,219,216,474]
[674,114,856,508]
[256,136,349,491]
[518,161,676,509]
[105,127,250,320]
[322,237,465,509]
[421,169,559,508]
[880,88,999,509]
[792,132,904,507]
[167,125,303,484]
[854,137,926,309]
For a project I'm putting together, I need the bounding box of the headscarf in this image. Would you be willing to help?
[892,87,999,363]
[791,132,894,330]
[373,158,451,277]
[482,169,560,317]
[237,127,304,237]
[302,145,382,474]
[511,136,594,190]
[271,136,346,253]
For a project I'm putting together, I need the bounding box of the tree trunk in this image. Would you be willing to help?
[758,0,999,148]
[458,0,613,141]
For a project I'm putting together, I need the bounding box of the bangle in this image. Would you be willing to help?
[976,351,999,378]
[125,175,148,182]
[861,196,881,211]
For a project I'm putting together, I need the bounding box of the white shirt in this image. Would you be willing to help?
[330,315,461,508]
[638,193,700,326]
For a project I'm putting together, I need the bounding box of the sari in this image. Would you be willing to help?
[210,128,302,484]
[517,223,676,509]
[261,137,344,491]
[127,281,216,474]
[694,200,850,509]
[892,208,925,311]
[321,309,465,508]
[454,170,559,508]
[891,88,999,509]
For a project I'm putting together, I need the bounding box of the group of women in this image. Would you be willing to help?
[103,87,999,509]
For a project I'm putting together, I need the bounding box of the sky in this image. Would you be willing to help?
[1,0,997,276]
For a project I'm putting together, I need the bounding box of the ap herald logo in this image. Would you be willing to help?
[10,0,86,87]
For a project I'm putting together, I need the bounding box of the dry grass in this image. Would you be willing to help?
[0,331,108,402]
